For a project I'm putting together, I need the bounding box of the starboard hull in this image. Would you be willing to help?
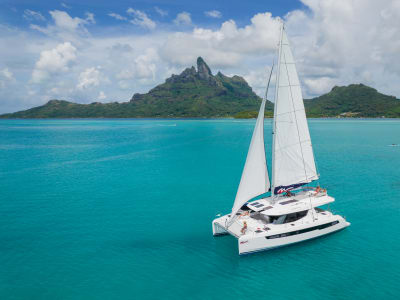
[213,215,350,255]
[238,218,349,255]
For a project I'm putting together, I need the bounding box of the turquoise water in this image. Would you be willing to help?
[0,119,399,300]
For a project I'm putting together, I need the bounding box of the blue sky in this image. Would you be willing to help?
[2,0,305,28]
[0,0,399,113]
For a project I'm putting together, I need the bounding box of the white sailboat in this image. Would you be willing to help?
[212,23,350,255]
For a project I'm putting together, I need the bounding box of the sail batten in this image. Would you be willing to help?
[271,24,318,195]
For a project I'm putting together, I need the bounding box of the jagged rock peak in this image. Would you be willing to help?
[181,66,197,77]
[197,57,212,80]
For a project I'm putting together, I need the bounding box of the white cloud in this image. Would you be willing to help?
[174,12,192,26]
[163,13,280,67]
[118,80,131,90]
[116,48,159,84]
[134,48,159,79]
[3,1,400,114]
[23,9,46,21]
[30,10,94,42]
[85,12,95,24]
[116,69,134,80]
[61,3,71,9]
[77,67,101,90]
[1,68,14,81]
[50,10,86,31]
[304,77,337,95]
[243,67,275,98]
[31,42,77,83]
[127,8,156,30]
[284,0,400,96]
[108,13,127,21]
[155,7,168,17]
[98,91,106,100]
[0,68,16,89]
[205,10,222,18]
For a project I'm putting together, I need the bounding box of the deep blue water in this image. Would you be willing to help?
[0,119,400,300]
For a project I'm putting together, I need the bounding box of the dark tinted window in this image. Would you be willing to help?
[266,221,339,239]
[284,210,308,223]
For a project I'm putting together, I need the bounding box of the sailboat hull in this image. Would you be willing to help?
[213,24,350,255]
[213,211,350,255]
[238,217,349,255]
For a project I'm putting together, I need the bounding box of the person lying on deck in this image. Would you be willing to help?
[315,186,326,194]
[241,221,247,234]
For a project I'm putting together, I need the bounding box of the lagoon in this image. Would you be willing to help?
[0,119,399,299]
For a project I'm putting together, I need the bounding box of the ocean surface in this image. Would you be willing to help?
[0,119,399,300]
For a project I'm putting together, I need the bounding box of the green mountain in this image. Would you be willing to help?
[304,84,400,118]
[234,84,400,118]
[2,58,400,119]
[0,57,271,119]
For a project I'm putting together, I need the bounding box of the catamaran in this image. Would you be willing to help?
[212,23,350,255]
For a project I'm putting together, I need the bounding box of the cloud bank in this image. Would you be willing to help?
[1,0,400,113]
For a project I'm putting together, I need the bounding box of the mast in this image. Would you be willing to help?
[271,23,319,196]
[271,21,284,197]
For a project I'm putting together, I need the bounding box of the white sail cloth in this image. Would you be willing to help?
[272,27,318,194]
[229,97,270,220]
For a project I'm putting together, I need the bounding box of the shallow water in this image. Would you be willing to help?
[0,119,399,300]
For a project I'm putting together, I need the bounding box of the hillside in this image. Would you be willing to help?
[304,84,400,118]
[233,84,400,118]
[0,57,271,119]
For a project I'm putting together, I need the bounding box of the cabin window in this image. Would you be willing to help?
[273,215,286,224]
[284,210,308,223]
[269,210,308,225]
[265,221,340,239]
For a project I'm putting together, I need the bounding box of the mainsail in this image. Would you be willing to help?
[271,25,318,195]
[229,68,273,220]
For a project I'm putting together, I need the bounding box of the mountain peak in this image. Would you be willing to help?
[305,83,399,117]
[196,57,212,80]
[330,83,378,94]
[46,99,71,105]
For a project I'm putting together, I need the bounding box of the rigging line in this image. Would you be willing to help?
[307,124,321,188]
[271,21,284,198]
[276,108,307,117]
[281,29,316,220]
[275,139,313,151]
[263,63,275,191]
[282,43,311,184]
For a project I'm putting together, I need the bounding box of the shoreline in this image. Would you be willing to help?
[0,117,399,121]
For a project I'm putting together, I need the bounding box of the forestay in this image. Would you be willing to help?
[272,26,318,195]
[229,83,271,220]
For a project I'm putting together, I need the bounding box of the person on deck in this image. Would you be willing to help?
[285,191,293,197]
[240,211,250,217]
[241,221,247,235]
[315,186,326,194]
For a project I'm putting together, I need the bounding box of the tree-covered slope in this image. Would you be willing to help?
[304,84,400,117]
